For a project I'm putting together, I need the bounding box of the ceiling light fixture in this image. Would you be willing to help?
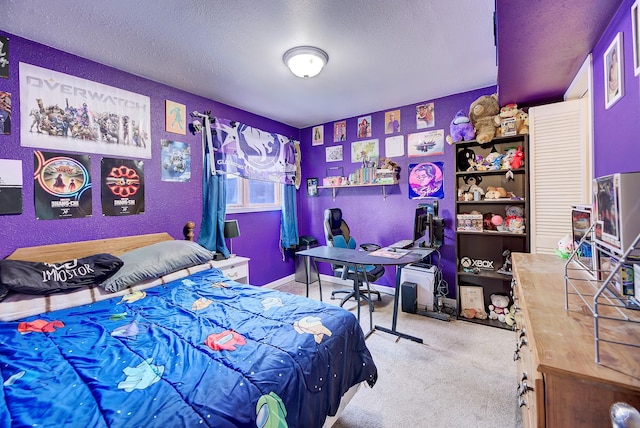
[283,46,329,78]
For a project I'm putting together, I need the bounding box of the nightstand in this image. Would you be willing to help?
[211,256,250,284]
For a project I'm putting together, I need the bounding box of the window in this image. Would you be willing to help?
[225,175,281,213]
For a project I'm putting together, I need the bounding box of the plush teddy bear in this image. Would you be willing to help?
[488,294,510,323]
[446,110,475,145]
[459,175,484,199]
[516,110,529,134]
[505,205,525,233]
[468,94,500,144]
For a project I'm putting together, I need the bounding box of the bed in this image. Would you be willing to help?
[0,226,377,427]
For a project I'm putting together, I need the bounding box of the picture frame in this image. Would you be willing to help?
[165,100,187,135]
[632,0,640,75]
[604,32,624,109]
[312,125,324,146]
[459,285,485,314]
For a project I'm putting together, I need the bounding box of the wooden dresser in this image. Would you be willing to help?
[512,253,640,427]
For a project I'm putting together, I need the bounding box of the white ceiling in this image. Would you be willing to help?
[2,0,497,129]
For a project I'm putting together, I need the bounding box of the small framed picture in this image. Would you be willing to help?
[306,178,318,197]
[632,1,640,75]
[604,32,624,109]
[501,117,517,137]
[459,285,485,314]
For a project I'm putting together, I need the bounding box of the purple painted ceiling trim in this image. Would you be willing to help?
[496,0,622,107]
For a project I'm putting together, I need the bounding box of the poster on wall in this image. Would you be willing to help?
[0,91,10,135]
[416,102,435,129]
[165,100,186,135]
[20,63,151,158]
[326,145,343,162]
[0,35,8,79]
[351,139,379,164]
[357,115,372,138]
[333,120,346,142]
[0,159,22,215]
[312,125,324,146]
[101,158,144,216]
[385,135,404,158]
[161,140,190,182]
[604,32,624,109]
[408,162,444,199]
[34,151,92,219]
[407,129,444,157]
[385,109,401,134]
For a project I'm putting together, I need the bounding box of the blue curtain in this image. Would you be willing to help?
[197,115,229,258]
[280,183,299,252]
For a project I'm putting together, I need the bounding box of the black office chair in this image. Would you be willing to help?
[323,208,384,310]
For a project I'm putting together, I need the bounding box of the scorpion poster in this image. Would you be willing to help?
[34,151,92,220]
[19,63,151,159]
[101,158,145,216]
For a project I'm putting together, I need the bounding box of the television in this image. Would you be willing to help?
[593,172,640,253]
[413,201,444,248]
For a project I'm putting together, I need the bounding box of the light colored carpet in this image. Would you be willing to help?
[276,280,523,428]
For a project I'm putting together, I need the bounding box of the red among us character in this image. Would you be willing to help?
[205,330,246,351]
[106,166,140,198]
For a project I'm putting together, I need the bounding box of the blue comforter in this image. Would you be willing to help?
[0,268,377,427]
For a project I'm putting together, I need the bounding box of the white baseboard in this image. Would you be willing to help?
[266,273,395,296]
[263,274,295,289]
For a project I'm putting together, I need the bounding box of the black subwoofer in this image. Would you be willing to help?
[401,281,417,314]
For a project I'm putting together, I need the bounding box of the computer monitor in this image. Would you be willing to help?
[413,201,444,248]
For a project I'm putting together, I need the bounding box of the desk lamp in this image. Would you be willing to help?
[224,219,240,258]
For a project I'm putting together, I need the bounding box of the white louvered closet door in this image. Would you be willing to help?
[529,98,590,254]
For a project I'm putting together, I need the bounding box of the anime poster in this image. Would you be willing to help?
[312,125,324,146]
[0,91,10,135]
[20,63,151,158]
[416,102,435,129]
[161,140,190,182]
[165,100,186,135]
[333,120,346,142]
[351,139,379,163]
[211,117,300,187]
[0,159,22,215]
[407,129,444,157]
[408,162,444,199]
[101,158,145,216]
[385,109,401,134]
[357,115,372,138]
[34,151,92,219]
[0,35,8,79]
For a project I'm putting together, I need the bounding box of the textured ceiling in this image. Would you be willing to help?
[1,0,497,128]
[1,1,623,128]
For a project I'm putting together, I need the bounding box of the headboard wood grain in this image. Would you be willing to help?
[6,233,174,263]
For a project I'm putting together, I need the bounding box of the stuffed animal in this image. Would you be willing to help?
[505,205,525,233]
[504,306,516,327]
[516,110,529,134]
[510,146,525,169]
[446,110,475,145]
[494,103,519,137]
[488,294,510,323]
[468,94,500,144]
[460,175,484,197]
[456,147,476,172]
[484,186,507,199]
[556,234,575,258]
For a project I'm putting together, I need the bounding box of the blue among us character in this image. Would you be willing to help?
[256,392,287,428]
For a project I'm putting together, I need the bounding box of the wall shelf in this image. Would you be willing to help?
[318,181,398,201]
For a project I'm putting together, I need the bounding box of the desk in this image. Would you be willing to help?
[296,246,429,343]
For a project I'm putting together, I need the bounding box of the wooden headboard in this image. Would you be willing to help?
[6,221,195,264]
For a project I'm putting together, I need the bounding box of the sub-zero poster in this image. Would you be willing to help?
[101,158,144,216]
[34,151,92,219]
[20,63,151,158]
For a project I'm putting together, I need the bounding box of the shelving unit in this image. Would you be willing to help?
[318,180,398,200]
[454,134,530,329]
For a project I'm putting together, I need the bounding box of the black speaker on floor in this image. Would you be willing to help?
[401,281,417,314]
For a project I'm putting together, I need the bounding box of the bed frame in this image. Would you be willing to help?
[6,221,195,263]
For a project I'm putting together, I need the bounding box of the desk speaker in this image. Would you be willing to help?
[401,281,417,314]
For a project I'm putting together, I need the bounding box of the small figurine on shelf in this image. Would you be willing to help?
[497,249,512,275]
[510,146,525,169]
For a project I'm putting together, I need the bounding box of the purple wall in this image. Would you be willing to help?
[0,32,298,286]
[297,87,496,294]
[591,0,640,177]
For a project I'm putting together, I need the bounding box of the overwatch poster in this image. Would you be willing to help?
[101,158,144,216]
[34,151,92,219]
